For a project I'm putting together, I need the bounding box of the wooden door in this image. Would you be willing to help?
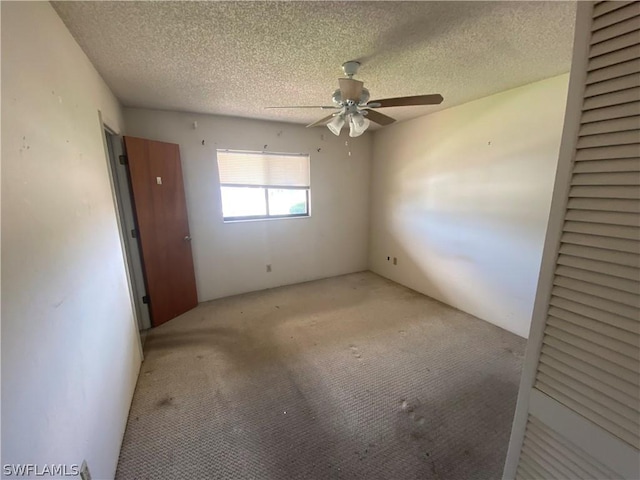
[124,136,198,327]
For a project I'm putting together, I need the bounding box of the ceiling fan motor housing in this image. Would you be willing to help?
[342,60,361,78]
[332,87,370,107]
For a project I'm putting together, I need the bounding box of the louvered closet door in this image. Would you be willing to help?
[503,2,640,479]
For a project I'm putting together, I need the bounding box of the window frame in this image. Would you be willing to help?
[216,149,311,223]
[220,183,311,222]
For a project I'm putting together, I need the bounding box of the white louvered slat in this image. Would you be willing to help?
[567,196,640,213]
[525,426,602,480]
[516,464,536,480]
[539,352,639,410]
[590,31,640,58]
[557,252,639,279]
[544,326,637,370]
[590,14,640,45]
[548,303,639,343]
[564,208,640,225]
[519,453,553,479]
[571,156,640,172]
[523,437,578,479]
[584,74,640,97]
[553,275,640,308]
[535,375,639,448]
[560,231,640,253]
[593,1,636,19]
[589,45,640,71]
[572,171,640,189]
[575,144,640,160]
[542,343,639,398]
[538,362,639,423]
[525,429,596,480]
[567,196,640,212]
[559,242,639,265]
[562,221,639,240]
[579,116,640,136]
[591,2,640,31]
[576,130,640,147]
[568,185,639,200]
[549,296,638,334]
[526,416,623,479]
[582,87,640,110]
[571,171,640,185]
[580,101,640,122]
[555,263,639,292]
[521,442,567,479]
[586,59,640,85]
[547,313,637,357]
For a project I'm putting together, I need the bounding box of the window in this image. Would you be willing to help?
[217,150,310,221]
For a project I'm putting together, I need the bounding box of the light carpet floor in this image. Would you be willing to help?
[116,272,525,480]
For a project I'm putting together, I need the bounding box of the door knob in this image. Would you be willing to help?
[184,235,192,241]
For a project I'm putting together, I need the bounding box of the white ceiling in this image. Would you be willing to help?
[52,1,577,128]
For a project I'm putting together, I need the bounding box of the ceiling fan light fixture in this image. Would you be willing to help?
[348,112,369,137]
[331,89,343,106]
[327,114,345,136]
[359,88,370,106]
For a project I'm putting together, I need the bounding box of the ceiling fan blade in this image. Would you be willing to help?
[369,94,444,108]
[266,106,338,109]
[339,78,364,102]
[306,113,336,128]
[365,109,396,126]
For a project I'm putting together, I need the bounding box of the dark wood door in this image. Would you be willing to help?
[124,136,198,326]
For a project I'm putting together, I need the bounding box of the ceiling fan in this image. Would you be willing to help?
[267,61,443,137]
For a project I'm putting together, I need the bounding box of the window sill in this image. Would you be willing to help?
[223,214,311,224]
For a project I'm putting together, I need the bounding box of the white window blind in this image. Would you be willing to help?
[217,150,310,187]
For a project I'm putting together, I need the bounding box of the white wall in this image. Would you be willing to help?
[124,109,372,301]
[369,74,569,338]
[1,3,142,478]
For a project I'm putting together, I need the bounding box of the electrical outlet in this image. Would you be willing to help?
[393,257,397,265]
[79,460,91,480]
[266,264,272,273]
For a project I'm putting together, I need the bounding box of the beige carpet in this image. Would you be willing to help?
[116,272,525,479]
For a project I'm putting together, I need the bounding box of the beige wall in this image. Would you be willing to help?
[124,109,372,301]
[1,2,141,478]
[369,74,570,338]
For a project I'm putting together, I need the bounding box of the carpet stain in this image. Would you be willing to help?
[156,396,174,408]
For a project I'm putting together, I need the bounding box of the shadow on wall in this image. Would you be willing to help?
[375,82,564,336]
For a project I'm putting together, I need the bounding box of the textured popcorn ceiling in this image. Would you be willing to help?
[52,1,576,128]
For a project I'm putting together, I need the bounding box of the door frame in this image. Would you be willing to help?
[101,115,152,335]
